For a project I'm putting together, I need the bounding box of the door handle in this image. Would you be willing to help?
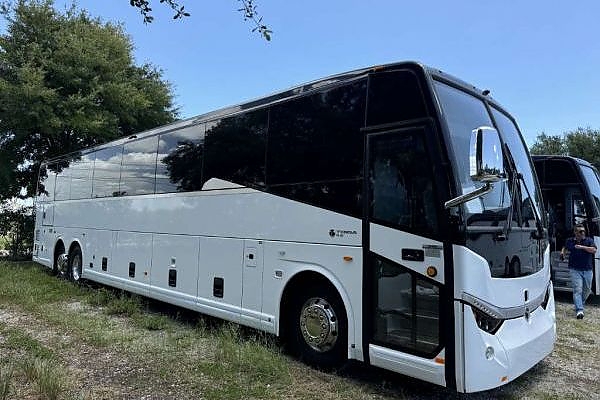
[402,248,424,262]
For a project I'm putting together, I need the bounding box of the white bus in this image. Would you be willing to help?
[33,62,555,393]
[533,155,600,295]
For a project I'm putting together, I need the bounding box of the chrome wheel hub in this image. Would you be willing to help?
[299,297,338,352]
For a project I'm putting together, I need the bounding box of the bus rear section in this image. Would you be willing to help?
[533,155,600,295]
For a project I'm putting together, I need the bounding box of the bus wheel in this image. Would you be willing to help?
[288,284,347,368]
[56,251,69,279]
[69,245,83,283]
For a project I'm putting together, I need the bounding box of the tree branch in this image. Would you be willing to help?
[128,0,271,40]
[237,0,272,41]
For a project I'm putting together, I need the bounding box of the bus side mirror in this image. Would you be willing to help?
[470,126,504,183]
[445,126,505,209]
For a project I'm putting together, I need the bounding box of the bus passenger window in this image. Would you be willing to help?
[157,124,205,193]
[121,136,159,196]
[92,146,123,198]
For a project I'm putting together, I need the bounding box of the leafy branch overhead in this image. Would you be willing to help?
[237,0,271,41]
[129,0,272,40]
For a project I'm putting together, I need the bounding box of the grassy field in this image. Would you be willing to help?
[0,261,598,400]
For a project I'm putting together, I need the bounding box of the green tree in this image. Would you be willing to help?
[530,127,600,170]
[530,133,567,156]
[0,0,177,201]
[0,203,34,260]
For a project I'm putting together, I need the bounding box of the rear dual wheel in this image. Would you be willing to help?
[54,244,83,283]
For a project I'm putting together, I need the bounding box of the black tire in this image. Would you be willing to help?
[287,283,348,369]
[54,245,68,279]
[68,245,83,283]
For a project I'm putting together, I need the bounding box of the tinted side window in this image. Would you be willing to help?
[491,107,543,229]
[120,136,159,196]
[543,160,579,184]
[92,146,123,197]
[367,70,427,126]
[267,79,367,185]
[157,124,205,193]
[203,109,268,188]
[69,153,94,200]
[369,129,438,236]
[269,180,363,218]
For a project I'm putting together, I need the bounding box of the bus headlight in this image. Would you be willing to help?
[471,306,504,334]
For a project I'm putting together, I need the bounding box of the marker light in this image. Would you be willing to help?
[426,266,437,277]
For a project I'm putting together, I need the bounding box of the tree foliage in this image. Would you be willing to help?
[530,127,600,170]
[0,0,177,201]
[128,0,272,40]
[0,204,34,260]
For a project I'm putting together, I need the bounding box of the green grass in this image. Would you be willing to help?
[0,325,55,360]
[134,312,174,331]
[0,261,296,399]
[22,358,66,400]
[0,364,13,400]
[1,260,597,400]
[0,261,85,308]
[194,324,292,399]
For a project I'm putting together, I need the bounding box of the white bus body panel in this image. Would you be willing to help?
[453,245,556,392]
[369,223,445,284]
[150,234,200,308]
[369,345,445,387]
[113,231,152,295]
[197,237,244,322]
[241,240,265,330]
[50,190,362,247]
[35,188,364,360]
[261,241,363,358]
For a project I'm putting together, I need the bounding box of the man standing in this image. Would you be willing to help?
[561,224,596,319]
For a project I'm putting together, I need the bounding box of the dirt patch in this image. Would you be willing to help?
[1,292,599,399]
[0,305,197,399]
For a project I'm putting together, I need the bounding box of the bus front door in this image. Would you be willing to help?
[365,127,445,386]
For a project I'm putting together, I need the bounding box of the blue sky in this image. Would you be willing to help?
[8,1,600,146]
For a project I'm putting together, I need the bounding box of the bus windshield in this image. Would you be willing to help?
[434,80,544,277]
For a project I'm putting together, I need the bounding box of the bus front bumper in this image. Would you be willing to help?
[462,289,556,392]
